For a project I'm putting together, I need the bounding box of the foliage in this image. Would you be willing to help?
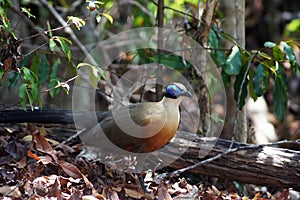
[284,18,300,38]
[0,0,15,38]
[0,0,111,110]
[208,26,300,121]
[1,0,299,123]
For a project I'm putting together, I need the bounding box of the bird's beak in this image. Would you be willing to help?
[180,90,192,98]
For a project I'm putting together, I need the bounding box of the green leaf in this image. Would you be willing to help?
[60,40,72,61]
[49,79,61,98]
[273,67,288,122]
[47,21,53,38]
[50,59,60,79]
[31,83,39,101]
[39,55,49,84]
[234,65,248,109]
[149,54,192,70]
[8,72,20,89]
[0,69,4,80]
[221,71,231,88]
[93,1,104,5]
[26,88,34,108]
[264,41,276,48]
[272,45,284,62]
[90,66,106,85]
[252,64,269,97]
[89,70,100,88]
[54,36,72,61]
[208,29,226,67]
[258,51,272,60]
[19,83,27,109]
[282,41,296,64]
[77,63,106,79]
[284,18,300,36]
[23,67,32,81]
[19,83,26,98]
[102,13,113,24]
[248,68,257,101]
[30,54,40,77]
[18,85,26,101]
[225,45,242,75]
[77,63,106,88]
[49,59,61,98]
[49,39,58,51]
[17,55,29,69]
[19,66,41,109]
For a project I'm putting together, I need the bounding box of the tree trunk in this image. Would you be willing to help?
[220,0,248,142]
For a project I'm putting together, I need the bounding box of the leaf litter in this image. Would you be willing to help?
[0,123,293,199]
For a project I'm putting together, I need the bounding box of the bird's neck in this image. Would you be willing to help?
[160,97,182,128]
[160,96,184,107]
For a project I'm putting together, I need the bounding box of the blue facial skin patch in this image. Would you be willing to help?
[164,84,182,99]
[166,84,179,95]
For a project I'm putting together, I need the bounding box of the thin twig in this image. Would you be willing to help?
[39,0,97,66]
[43,75,79,93]
[19,23,71,42]
[58,128,86,146]
[9,5,49,42]
[121,0,154,22]
[23,41,49,57]
[155,0,164,101]
[150,0,200,22]
[232,51,258,135]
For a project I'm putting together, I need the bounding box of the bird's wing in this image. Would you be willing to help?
[127,103,164,127]
[95,102,165,151]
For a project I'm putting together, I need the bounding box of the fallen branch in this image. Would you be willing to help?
[162,131,300,190]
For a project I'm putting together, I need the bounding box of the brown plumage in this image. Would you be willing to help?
[82,82,192,153]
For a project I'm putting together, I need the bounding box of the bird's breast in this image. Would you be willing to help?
[141,104,180,152]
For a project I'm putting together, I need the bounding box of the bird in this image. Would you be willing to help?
[0,82,192,153]
[80,82,192,153]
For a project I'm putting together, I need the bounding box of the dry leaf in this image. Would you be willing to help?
[34,131,53,153]
[33,131,58,162]
[58,160,82,178]
[111,187,122,192]
[37,155,54,165]
[27,149,41,161]
[124,188,149,199]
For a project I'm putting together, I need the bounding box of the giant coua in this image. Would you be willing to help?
[0,83,192,153]
[80,82,192,153]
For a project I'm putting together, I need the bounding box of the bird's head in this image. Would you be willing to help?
[164,83,192,99]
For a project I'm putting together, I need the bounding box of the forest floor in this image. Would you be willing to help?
[0,122,297,200]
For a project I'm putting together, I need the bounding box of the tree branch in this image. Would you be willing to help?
[159,131,300,190]
[39,0,97,65]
